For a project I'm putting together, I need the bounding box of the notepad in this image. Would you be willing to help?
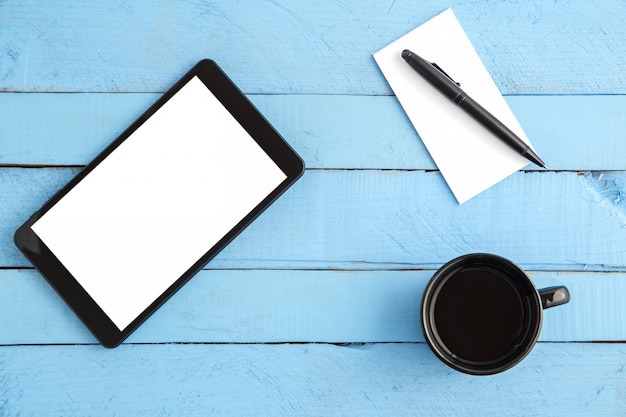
[374,9,536,204]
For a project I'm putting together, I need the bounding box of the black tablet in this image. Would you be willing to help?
[14,59,304,347]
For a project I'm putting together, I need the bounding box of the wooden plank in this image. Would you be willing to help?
[1,93,626,171]
[0,343,624,416]
[0,269,623,345]
[3,168,626,271]
[0,1,625,94]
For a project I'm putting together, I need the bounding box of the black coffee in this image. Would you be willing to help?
[433,266,527,363]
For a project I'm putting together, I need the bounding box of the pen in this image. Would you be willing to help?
[401,49,547,169]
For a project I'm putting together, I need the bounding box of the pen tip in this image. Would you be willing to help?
[402,49,411,60]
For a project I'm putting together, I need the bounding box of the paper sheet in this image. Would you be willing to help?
[374,9,536,203]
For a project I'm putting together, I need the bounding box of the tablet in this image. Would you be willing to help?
[14,59,304,347]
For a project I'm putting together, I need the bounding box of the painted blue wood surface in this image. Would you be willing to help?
[0,0,625,94]
[3,168,626,271]
[1,343,625,416]
[1,1,625,416]
[2,93,626,171]
[0,269,622,345]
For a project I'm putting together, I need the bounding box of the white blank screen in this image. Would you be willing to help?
[32,76,287,330]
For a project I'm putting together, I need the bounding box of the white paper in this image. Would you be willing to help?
[374,9,536,203]
[32,76,287,330]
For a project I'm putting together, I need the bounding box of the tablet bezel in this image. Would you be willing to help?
[14,59,304,348]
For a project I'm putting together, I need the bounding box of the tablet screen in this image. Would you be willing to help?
[31,75,288,331]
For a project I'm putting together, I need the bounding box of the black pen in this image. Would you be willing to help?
[401,49,547,169]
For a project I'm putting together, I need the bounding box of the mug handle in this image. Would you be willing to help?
[539,286,570,309]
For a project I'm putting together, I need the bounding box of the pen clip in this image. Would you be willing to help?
[431,62,461,87]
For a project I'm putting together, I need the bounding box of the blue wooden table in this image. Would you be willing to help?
[2,1,626,415]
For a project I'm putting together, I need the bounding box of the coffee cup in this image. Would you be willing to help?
[421,253,570,375]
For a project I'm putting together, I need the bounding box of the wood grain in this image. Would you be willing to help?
[1,1,625,415]
[0,0,625,94]
[3,168,626,271]
[1,93,625,171]
[1,343,625,416]
[0,269,622,345]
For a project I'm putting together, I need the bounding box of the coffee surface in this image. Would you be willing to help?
[433,266,526,362]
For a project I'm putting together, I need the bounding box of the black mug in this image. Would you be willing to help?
[421,253,570,375]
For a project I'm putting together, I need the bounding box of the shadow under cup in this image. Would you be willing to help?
[421,253,570,375]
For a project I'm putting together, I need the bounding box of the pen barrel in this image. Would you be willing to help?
[402,50,542,167]
[403,52,461,100]
[458,94,529,153]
